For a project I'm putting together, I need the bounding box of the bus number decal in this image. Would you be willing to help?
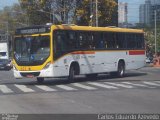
[21,67,27,71]
[73,55,80,60]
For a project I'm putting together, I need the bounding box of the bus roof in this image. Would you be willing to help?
[15,24,144,35]
[52,25,144,33]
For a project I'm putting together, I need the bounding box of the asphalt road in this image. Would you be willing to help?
[0,66,160,119]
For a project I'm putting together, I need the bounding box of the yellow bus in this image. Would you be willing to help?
[13,25,145,83]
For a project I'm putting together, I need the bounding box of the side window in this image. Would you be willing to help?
[103,32,110,49]
[127,33,135,49]
[54,31,67,52]
[131,34,136,49]
[106,32,117,49]
[88,32,95,49]
[78,32,87,49]
[136,34,144,49]
[77,32,95,50]
[94,32,104,49]
[141,34,145,49]
[126,33,130,49]
[114,33,118,48]
[117,33,126,49]
[104,32,117,49]
[66,31,77,50]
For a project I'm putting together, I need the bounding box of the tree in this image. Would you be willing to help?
[19,0,76,25]
[74,0,118,26]
[18,0,117,26]
[144,24,160,56]
[19,0,53,25]
[0,4,28,35]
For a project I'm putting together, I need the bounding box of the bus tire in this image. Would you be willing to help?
[117,61,125,78]
[37,77,44,84]
[68,65,76,82]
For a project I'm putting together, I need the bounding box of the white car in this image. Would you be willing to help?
[146,57,151,63]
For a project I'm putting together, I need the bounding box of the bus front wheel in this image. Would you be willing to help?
[68,66,76,82]
[37,77,44,84]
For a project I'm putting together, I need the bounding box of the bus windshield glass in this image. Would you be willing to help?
[14,35,50,66]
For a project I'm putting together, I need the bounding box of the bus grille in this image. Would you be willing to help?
[20,72,40,77]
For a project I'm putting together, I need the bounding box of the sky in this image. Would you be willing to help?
[119,0,145,23]
[0,0,18,10]
[0,0,145,23]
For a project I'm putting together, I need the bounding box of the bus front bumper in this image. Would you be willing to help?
[13,65,55,79]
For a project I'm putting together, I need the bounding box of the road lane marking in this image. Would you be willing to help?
[72,83,97,90]
[56,85,77,91]
[143,82,160,87]
[88,82,118,89]
[14,84,35,92]
[122,82,149,87]
[0,85,13,93]
[105,82,134,88]
[154,81,160,84]
[36,85,57,92]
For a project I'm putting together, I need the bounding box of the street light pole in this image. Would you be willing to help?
[155,9,157,55]
[90,0,93,26]
[96,0,98,27]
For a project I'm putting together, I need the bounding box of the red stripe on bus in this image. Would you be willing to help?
[129,50,145,55]
[71,51,95,54]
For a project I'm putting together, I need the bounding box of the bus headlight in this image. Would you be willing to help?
[43,62,51,69]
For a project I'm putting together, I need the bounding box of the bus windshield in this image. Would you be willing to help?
[14,35,50,66]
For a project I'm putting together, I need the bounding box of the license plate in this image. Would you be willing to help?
[26,74,34,78]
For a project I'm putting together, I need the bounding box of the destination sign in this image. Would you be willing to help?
[15,26,51,35]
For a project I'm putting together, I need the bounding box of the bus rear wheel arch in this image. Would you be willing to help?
[68,62,80,82]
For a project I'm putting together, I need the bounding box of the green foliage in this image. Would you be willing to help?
[0,4,28,35]
[0,0,118,34]
[18,0,117,26]
[144,24,160,54]
[75,0,117,26]
[19,0,75,25]
[98,0,118,26]
[19,0,52,25]
[134,23,160,54]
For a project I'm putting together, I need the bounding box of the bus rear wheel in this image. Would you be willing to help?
[117,61,125,77]
[37,77,44,84]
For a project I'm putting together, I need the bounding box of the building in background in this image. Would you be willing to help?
[139,0,160,26]
[118,2,128,27]
[150,4,160,25]
[151,0,160,5]
[139,0,151,26]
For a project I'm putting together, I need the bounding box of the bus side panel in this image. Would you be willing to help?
[53,56,70,77]
[126,51,146,70]
[100,51,127,72]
